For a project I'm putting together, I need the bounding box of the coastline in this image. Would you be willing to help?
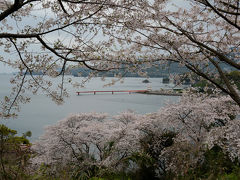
[138,90,182,96]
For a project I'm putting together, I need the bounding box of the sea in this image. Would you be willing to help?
[0,74,179,140]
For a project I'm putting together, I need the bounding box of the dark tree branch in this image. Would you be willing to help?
[58,0,69,15]
[198,0,240,30]
[220,0,239,10]
[165,17,240,70]
[37,35,121,72]
[9,38,64,102]
[7,70,28,115]
[0,0,24,21]
[169,45,233,99]
[61,0,135,10]
[0,2,103,39]
[0,0,39,21]
[206,54,240,106]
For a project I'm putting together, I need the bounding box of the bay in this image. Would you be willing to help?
[0,74,179,140]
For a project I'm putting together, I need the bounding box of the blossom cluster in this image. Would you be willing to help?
[31,93,240,176]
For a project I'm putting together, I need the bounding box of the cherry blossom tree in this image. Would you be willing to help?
[1,1,239,178]
[31,112,144,178]
[99,0,240,106]
[207,118,240,161]
[137,92,239,175]
[0,0,239,117]
[0,0,142,117]
[31,93,239,178]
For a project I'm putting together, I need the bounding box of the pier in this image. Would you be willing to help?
[76,90,148,95]
[76,89,182,96]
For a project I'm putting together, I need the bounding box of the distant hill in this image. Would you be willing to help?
[70,62,189,78]
[23,58,238,78]
[70,60,237,78]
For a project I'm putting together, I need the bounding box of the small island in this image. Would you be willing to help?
[142,79,150,83]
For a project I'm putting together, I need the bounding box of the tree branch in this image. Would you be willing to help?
[58,0,69,15]
[0,0,24,21]
[198,0,240,30]
[165,17,240,70]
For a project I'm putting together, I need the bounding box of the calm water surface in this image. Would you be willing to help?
[0,74,179,140]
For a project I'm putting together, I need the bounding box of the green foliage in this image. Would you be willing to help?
[72,164,102,180]
[126,152,156,180]
[30,134,240,180]
[193,70,240,92]
[227,71,240,90]
[177,145,240,180]
[141,131,176,157]
[219,166,240,180]
[0,124,32,180]
[134,131,176,179]
[31,163,71,180]
[93,173,133,180]
[193,79,209,89]
[0,124,17,137]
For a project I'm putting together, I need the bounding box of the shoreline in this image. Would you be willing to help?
[138,90,182,96]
